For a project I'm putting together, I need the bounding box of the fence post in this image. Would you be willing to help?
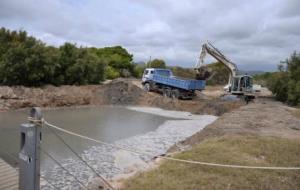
[19,107,43,190]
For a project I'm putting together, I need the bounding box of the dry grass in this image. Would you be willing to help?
[122,135,300,190]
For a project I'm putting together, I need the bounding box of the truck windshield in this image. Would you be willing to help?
[155,70,171,77]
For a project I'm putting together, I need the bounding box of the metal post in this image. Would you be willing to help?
[19,107,43,190]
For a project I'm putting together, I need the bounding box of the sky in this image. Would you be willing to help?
[0,0,300,71]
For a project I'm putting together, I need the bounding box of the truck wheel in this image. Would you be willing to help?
[162,88,168,97]
[166,89,172,97]
[144,83,150,92]
[171,89,179,99]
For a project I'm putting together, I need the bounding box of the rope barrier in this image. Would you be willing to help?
[40,147,90,190]
[42,119,300,171]
[28,117,114,189]
[44,125,115,190]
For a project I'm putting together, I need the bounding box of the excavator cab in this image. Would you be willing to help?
[230,75,253,95]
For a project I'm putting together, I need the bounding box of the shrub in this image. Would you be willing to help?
[105,66,120,79]
[258,51,300,106]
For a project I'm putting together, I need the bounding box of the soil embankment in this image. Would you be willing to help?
[169,98,300,152]
[0,79,243,116]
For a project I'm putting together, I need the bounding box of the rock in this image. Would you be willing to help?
[0,86,18,99]
[87,178,112,190]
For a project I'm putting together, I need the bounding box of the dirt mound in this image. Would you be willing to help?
[0,79,148,110]
[97,79,147,105]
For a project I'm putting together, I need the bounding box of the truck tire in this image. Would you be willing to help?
[171,89,179,99]
[144,83,151,92]
[162,88,168,97]
[166,89,172,97]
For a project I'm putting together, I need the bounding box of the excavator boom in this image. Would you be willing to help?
[196,42,238,79]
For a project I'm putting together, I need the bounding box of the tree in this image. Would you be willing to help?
[263,51,300,106]
[0,28,58,86]
[132,63,146,78]
[91,46,134,77]
[0,27,133,86]
[286,52,300,105]
[58,44,105,85]
[148,59,166,68]
[170,66,196,79]
[267,72,289,102]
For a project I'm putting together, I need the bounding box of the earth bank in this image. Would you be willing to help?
[0,79,243,116]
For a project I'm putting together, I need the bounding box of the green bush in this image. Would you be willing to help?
[132,64,146,78]
[286,52,300,105]
[267,72,289,102]
[256,52,300,106]
[0,27,136,86]
[105,66,120,79]
[287,79,300,106]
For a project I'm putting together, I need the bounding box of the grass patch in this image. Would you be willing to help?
[122,135,300,190]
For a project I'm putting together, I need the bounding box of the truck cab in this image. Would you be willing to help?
[142,68,173,83]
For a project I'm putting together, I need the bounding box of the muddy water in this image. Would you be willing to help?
[0,106,217,189]
[0,106,169,168]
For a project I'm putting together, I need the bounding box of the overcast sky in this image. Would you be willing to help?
[0,0,300,71]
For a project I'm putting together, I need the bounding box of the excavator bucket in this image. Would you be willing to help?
[195,66,214,80]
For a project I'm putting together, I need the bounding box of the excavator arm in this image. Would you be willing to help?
[195,42,238,85]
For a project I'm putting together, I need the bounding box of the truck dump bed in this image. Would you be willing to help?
[152,74,205,90]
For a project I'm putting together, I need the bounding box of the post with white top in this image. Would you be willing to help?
[19,107,43,190]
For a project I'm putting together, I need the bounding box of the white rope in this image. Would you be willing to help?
[43,119,300,170]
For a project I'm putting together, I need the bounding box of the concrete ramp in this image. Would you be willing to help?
[0,158,18,190]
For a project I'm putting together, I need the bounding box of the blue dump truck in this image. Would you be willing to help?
[142,68,206,99]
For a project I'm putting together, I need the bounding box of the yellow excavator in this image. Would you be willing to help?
[195,41,255,102]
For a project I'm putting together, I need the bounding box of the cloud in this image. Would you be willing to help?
[278,0,300,18]
[0,0,299,71]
